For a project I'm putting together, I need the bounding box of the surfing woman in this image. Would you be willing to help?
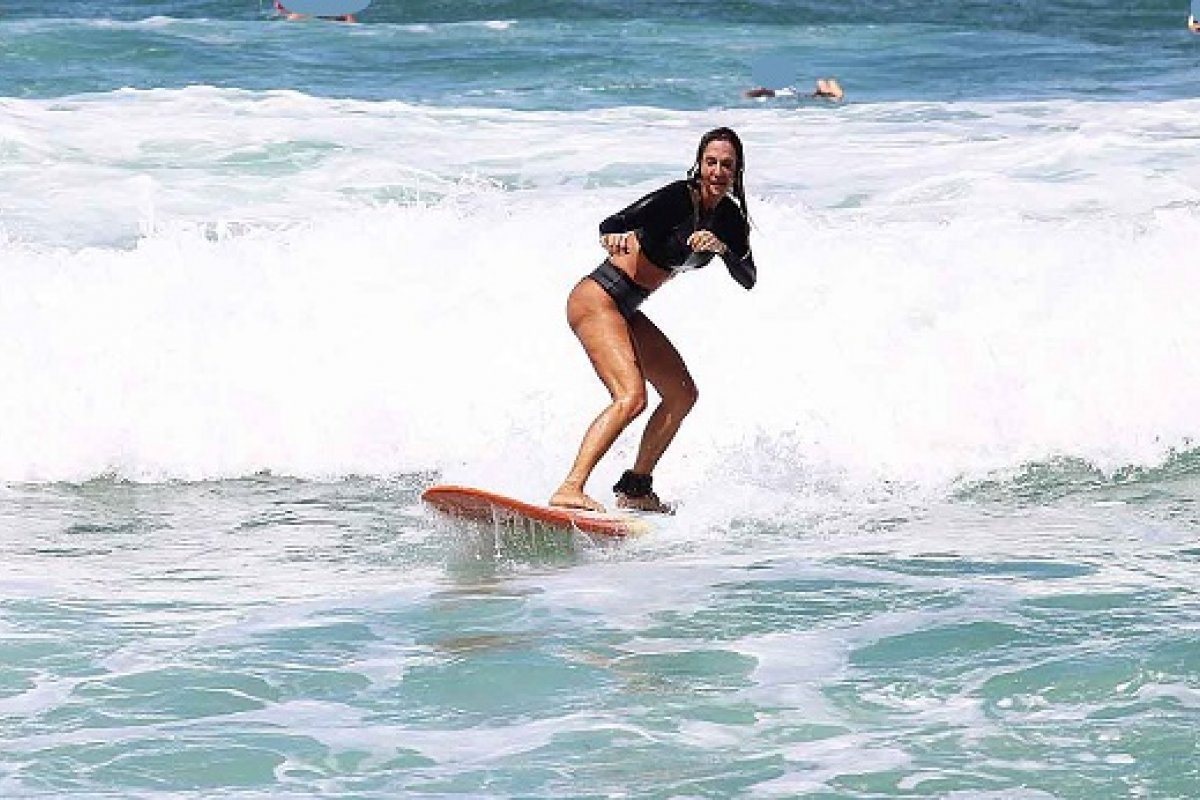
[549,127,756,513]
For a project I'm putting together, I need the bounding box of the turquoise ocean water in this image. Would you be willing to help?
[2,1,1200,796]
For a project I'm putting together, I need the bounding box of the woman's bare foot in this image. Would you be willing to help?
[549,484,606,513]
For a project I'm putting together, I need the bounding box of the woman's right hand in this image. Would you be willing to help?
[601,232,634,256]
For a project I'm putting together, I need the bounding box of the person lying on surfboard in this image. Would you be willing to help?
[549,127,756,514]
[744,77,844,101]
[274,1,357,22]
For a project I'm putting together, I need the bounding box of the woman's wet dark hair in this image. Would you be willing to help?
[686,127,751,235]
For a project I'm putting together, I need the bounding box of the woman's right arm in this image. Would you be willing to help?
[598,180,689,237]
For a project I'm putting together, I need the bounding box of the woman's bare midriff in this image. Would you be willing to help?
[607,236,673,293]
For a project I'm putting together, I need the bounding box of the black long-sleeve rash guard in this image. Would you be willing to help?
[598,180,757,290]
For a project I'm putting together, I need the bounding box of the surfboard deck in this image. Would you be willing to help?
[421,485,651,538]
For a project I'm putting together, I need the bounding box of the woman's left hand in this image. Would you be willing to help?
[688,230,728,255]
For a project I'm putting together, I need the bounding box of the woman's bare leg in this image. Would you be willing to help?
[549,279,648,511]
[627,312,698,475]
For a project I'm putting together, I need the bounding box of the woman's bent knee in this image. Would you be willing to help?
[613,389,648,423]
[665,381,699,416]
[683,382,699,411]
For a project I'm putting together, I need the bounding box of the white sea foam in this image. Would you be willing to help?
[3,89,1200,491]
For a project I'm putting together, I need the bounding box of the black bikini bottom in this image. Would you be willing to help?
[587,259,650,320]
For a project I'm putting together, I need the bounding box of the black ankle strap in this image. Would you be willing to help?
[613,470,653,498]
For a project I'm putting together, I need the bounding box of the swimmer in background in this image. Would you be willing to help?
[274,1,357,22]
[744,78,844,102]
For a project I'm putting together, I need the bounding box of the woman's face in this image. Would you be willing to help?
[698,139,737,202]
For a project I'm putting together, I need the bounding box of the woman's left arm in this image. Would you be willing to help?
[724,247,756,290]
[713,206,756,290]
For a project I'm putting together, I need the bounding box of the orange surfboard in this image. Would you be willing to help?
[421,485,651,538]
